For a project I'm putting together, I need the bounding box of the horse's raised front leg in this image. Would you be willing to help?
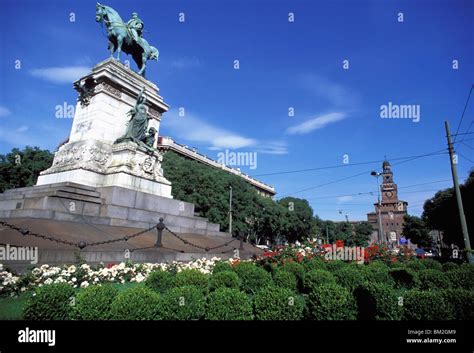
[138,54,147,76]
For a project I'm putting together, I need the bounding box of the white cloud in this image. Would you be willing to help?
[162,109,287,154]
[30,66,90,84]
[301,74,357,107]
[286,112,346,135]
[16,125,29,132]
[337,196,353,203]
[0,106,11,117]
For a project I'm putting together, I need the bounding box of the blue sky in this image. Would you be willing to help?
[0,0,473,221]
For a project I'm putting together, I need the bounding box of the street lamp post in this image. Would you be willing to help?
[371,171,385,245]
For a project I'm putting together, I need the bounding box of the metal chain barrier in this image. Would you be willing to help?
[0,218,255,254]
[164,226,238,252]
[0,220,157,249]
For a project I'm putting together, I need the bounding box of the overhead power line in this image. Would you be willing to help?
[278,149,448,198]
[254,149,447,177]
[453,84,474,143]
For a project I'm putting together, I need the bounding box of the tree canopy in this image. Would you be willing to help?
[422,170,474,249]
[0,146,54,193]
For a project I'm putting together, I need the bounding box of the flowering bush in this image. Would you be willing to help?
[0,257,224,296]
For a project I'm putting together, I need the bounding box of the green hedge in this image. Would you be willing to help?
[303,257,327,272]
[205,288,253,320]
[417,269,450,290]
[233,262,272,294]
[402,290,454,320]
[445,266,474,290]
[354,282,402,320]
[303,269,336,293]
[421,259,443,271]
[74,284,118,320]
[145,269,176,294]
[359,265,394,285]
[110,286,161,320]
[175,269,209,293]
[209,271,241,291]
[254,287,304,320]
[441,262,458,272]
[158,286,205,320]
[389,268,418,289]
[280,262,305,289]
[324,261,347,272]
[332,267,366,292]
[440,288,474,320]
[272,270,298,291]
[306,283,357,320]
[23,283,75,320]
[212,261,233,274]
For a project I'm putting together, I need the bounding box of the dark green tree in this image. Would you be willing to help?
[0,146,54,192]
[402,215,433,248]
[422,170,473,249]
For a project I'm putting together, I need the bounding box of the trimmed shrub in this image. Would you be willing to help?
[402,290,454,320]
[303,269,336,293]
[440,289,474,320]
[389,268,418,289]
[23,283,75,320]
[110,286,160,320]
[333,267,366,292]
[209,271,241,291]
[303,257,326,272]
[422,259,442,271]
[405,259,426,272]
[442,262,458,272]
[212,261,233,274]
[233,262,272,294]
[358,265,393,284]
[272,270,297,291]
[354,282,402,320]
[325,260,347,272]
[445,266,474,290]
[417,269,450,290]
[205,288,253,320]
[145,269,175,294]
[75,284,118,320]
[158,286,205,320]
[306,283,357,320]
[175,269,209,293]
[254,287,304,320]
[280,262,305,289]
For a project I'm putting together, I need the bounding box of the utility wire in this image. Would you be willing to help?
[453,84,474,143]
[278,149,448,198]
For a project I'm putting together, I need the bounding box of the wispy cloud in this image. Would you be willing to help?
[162,109,287,154]
[170,57,201,69]
[286,112,346,135]
[0,106,11,117]
[30,66,90,84]
[300,74,358,108]
[16,125,29,133]
[337,195,353,203]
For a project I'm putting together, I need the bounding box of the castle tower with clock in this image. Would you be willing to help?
[367,160,408,245]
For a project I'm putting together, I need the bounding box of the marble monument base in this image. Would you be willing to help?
[37,139,172,198]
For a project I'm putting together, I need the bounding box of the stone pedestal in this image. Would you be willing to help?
[36,59,172,198]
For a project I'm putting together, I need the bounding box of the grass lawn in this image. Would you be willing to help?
[0,292,31,320]
[0,282,141,320]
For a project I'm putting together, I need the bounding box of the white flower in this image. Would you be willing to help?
[80,281,89,288]
[71,277,77,282]
[44,278,53,285]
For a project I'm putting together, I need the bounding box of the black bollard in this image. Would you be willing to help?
[155,218,165,247]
